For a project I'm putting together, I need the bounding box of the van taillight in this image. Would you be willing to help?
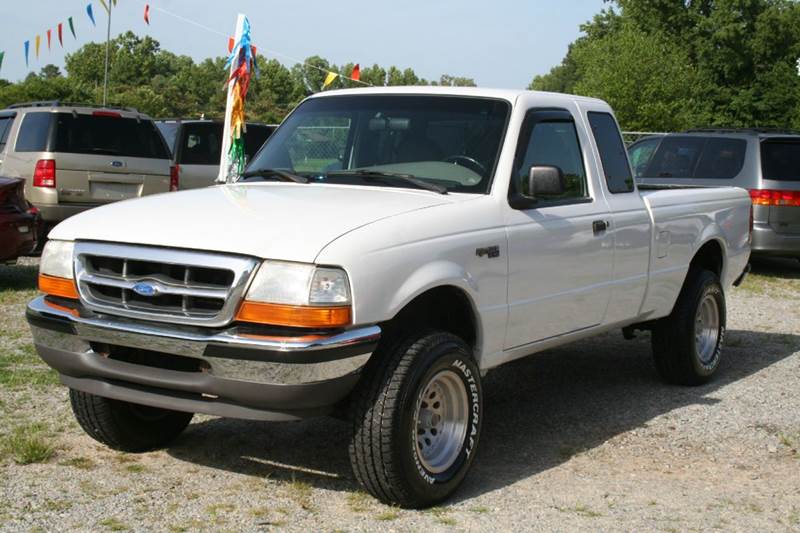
[749,189,800,206]
[33,159,56,188]
[170,164,180,192]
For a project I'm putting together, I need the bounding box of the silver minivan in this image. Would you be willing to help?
[0,101,172,233]
[630,129,800,259]
[156,119,276,190]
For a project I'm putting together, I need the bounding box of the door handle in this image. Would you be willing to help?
[592,220,609,235]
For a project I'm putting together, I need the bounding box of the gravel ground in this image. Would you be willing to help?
[1,257,799,532]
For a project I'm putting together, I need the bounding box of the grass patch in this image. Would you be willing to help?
[59,456,96,470]
[1,424,55,465]
[470,505,490,514]
[346,491,371,513]
[124,464,147,474]
[98,518,129,531]
[556,503,603,518]
[286,478,314,511]
[426,507,457,526]
[375,508,400,521]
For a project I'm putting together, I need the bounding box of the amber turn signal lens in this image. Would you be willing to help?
[235,301,352,328]
[38,274,79,300]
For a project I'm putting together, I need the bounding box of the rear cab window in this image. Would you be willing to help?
[587,112,634,193]
[177,123,222,165]
[760,138,800,182]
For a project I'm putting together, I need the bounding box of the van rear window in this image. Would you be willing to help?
[642,136,746,179]
[761,139,800,181]
[52,113,169,159]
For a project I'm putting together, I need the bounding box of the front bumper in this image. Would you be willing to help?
[26,296,380,421]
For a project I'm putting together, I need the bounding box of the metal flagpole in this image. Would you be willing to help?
[102,2,112,106]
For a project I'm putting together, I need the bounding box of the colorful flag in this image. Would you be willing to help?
[144,4,150,25]
[322,71,338,89]
[99,0,109,13]
[351,64,360,82]
[35,35,41,59]
[86,4,96,26]
[68,17,76,39]
[24,41,29,67]
[57,23,63,46]
[47,29,52,50]
[0,52,4,74]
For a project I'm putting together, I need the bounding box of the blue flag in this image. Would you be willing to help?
[24,41,29,68]
[86,3,96,26]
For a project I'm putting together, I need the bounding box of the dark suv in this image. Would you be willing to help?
[630,129,800,259]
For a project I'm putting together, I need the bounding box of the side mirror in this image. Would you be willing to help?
[525,165,565,199]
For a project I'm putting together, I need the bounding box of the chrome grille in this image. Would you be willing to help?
[74,242,259,327]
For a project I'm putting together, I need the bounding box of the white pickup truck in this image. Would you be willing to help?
[27,87,751,508]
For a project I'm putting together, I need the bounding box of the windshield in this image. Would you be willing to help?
[245,95,510,193]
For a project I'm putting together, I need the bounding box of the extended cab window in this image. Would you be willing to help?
[588,112,634,193]
[513,112,588,202]
[628,137,661,178]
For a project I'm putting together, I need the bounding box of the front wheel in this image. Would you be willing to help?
[70,390,193,452]
[652,268,726,385]
[348,331,482,508]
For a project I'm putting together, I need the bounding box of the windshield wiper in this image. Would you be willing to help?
[239,168,309,184]
[327,170,447,194]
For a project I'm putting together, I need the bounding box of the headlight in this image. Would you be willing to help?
[38,240,78,299]
[236,261,352,328]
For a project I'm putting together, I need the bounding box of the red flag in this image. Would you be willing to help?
[228,37,234,53]
[57,23,63,46]
[47,29,52,50]
[351,64,361,82]
[252,45,258,58]
[144,4,150,25]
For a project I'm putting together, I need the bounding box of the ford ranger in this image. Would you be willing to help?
[26,87,751,508]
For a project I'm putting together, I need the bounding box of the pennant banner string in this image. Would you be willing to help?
[150,4,372,87]
[86,4,96,26]
[58,23,64,46]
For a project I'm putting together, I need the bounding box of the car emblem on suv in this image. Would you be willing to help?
[132,282,159,297]
[110,160,123,168]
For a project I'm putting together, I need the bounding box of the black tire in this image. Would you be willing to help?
[652,268,726,386]
[348,331,482,509]
[69,389,193,452]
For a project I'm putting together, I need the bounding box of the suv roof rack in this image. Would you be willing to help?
[5,101,140,113]
[685,127,800,135]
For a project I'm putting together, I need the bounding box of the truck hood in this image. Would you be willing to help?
[50,183,455,262]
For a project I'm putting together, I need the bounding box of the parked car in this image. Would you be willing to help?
[0,102,173,237]
[630,129,800,259]
[0,176,39,263]
[156,119,276,189]
[27,87,751,508]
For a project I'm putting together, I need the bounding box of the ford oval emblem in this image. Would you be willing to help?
[110,160,123,168]
[132,282,158,297]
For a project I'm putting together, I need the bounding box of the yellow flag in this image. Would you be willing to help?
[35,35,41,59]
[322,71,338,89]
[99,0,110,13]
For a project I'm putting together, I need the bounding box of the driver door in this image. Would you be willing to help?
[504,108,614,349]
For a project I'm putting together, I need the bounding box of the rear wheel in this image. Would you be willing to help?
[348,331,482,508]
[652,268,726,385]
[70,390,193,452]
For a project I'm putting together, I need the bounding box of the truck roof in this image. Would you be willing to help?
[313,86,609,106]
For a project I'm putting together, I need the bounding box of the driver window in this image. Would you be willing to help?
[515,118,588,201]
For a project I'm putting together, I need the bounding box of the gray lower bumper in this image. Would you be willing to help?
[26,296,380,421]
[752,223,800,257]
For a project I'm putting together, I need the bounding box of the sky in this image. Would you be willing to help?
[0,0,607,88]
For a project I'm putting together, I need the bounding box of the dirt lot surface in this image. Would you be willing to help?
[1,257,799,532]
